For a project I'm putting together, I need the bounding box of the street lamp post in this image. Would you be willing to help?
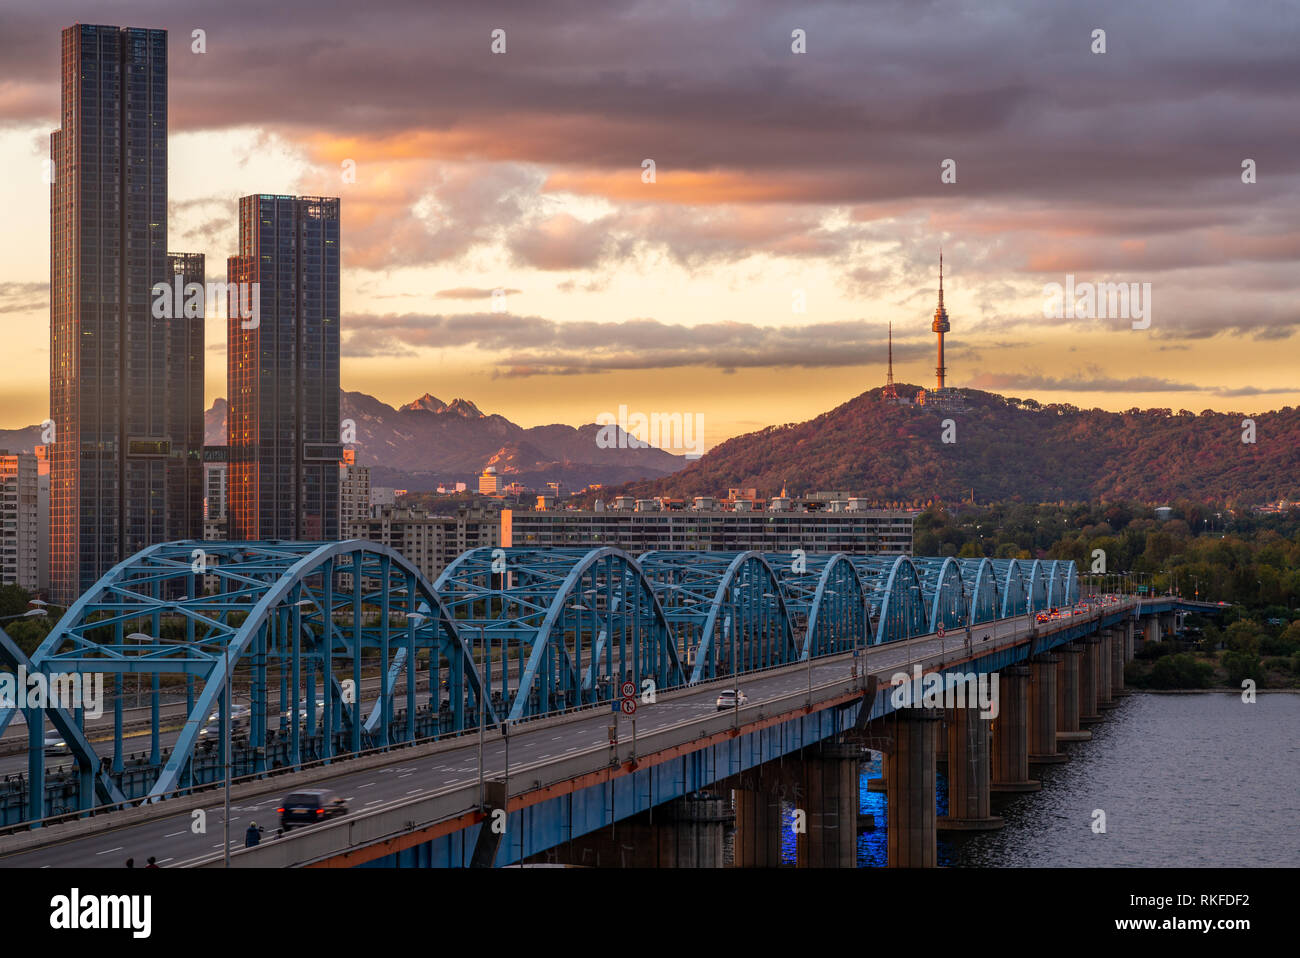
[223,632,231,868]
[0,608,47,624]
[477,626,485,809]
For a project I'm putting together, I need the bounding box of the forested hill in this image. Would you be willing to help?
[616,386,1300,506]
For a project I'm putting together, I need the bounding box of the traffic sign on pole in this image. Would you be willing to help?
[620,680,636,699]
[620,698,637,716]
[937,623,945,638]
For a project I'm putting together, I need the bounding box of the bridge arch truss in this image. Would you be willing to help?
[0,540,484,819]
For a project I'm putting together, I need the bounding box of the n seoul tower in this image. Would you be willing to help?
[931,249,950,390]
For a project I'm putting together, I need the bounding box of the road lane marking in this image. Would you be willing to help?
[357,782,375,788]
[165,831,186,837]
[95,847,123,855]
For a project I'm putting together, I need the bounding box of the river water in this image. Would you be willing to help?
[859,692,1300,867]
[725,692,1299,867]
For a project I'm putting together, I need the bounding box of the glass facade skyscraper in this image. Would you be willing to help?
[49,24,204,604]
[227,195,341,541]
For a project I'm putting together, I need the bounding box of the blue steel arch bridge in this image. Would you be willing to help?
[0,541,1077,827]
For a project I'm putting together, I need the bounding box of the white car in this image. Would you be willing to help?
[715,689,748,710]
[43,734,71,756]
[207,703,251,725]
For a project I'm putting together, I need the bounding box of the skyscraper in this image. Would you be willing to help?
[227,195,341,541]
[49,24,204,604]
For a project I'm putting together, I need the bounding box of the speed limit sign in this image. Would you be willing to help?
[620,680,636,699]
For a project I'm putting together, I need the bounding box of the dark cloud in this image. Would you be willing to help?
[341,311,932,373]
[2,0,1297,340]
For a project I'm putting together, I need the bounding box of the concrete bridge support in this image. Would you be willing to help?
[1110,628,1129,696]
[1144,615,1162,646]
[1078,636,1103,726]
[547,795,731,867]
[991,665,1040,793]
[937,701,1003,831]
[884,708,941,867]
[797,742,860,868]
[1055,643,1090,743]
[1097,633,1116,709]
[733,780,787,868]
[1028,654,1068,764]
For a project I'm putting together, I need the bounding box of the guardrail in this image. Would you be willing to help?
[182,669,870,868]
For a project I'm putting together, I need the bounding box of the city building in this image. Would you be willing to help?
[502,498,915,555]
[339,457,371,527]
[478,466,500,495]
[0,452,40,591]
[226,194,341,540]
[34,446,50,594]
[202,446,228,521]
[345,505,500,583]
[49,24,205,603]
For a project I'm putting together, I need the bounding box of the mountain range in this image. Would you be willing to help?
[6,385,1297,505]
[610,385,1300,507]
[205,391,685,490]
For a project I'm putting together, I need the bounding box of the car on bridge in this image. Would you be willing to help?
[43,734,71,756]
[198,716,246,739]
[279,788,349,831]
[715,689,748,710]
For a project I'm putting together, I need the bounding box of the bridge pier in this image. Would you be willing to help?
[1110,628,1129,696]
[991,665,1040,792]
[1144,615,1162,646]
[548,795,731,868]
[1028,654,1068,764]
[884,708,940,867]
[937,702,1003,831]
[797,743,860,867]
[1055,643,1091,742]
[1097,633,1116,709]
[1078,636,1103,726]
[733,783,784,867]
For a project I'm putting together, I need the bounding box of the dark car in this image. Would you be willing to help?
[278,789,348,831]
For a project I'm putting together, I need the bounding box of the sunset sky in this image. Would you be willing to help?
[1,0,1297,453]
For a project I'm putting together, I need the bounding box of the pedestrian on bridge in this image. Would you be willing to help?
[245,822,263,848]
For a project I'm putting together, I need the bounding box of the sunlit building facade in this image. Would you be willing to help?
[227,194,341,540]
[49,24,203,604]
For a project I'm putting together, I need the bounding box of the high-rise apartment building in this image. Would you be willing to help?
[202,446,228,521]
[49,24,204,604]
[226,194,341,541]
[345,505,500,583]
[0,452,40,591]
[339,457,371,527]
